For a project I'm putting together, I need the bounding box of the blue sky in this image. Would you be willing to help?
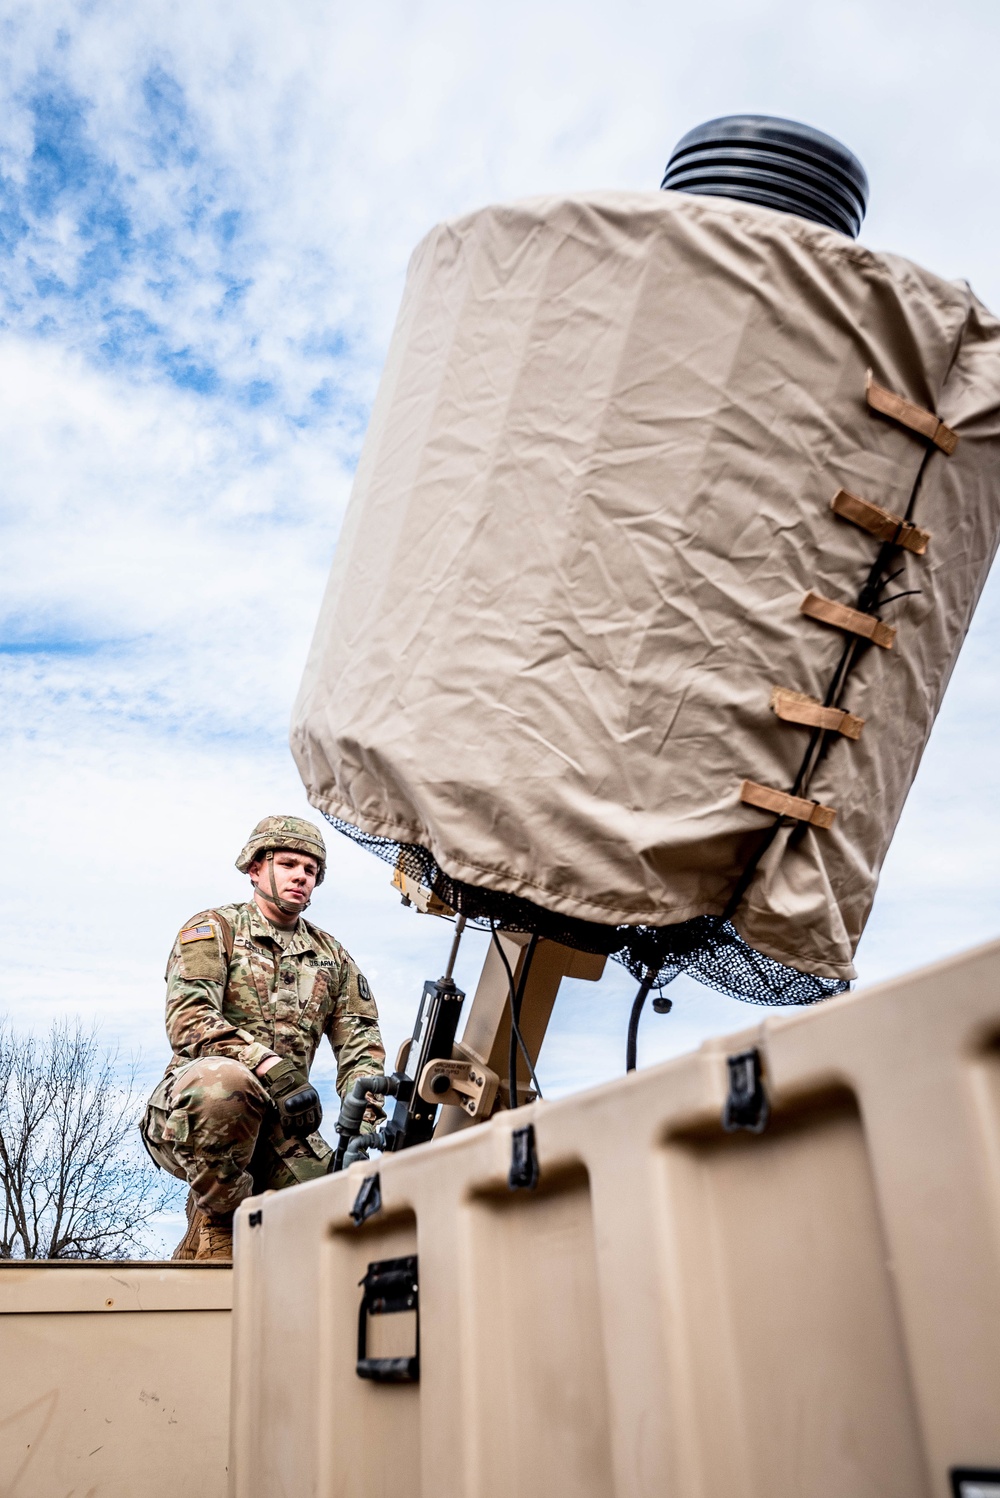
[2,0,999,1248]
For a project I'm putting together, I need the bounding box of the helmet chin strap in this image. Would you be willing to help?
[254,850,310,919]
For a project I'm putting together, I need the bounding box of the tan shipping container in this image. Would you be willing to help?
[230,938,1000,1498]
[0,1261,231,1498]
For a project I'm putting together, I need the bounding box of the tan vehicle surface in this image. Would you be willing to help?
[230,939,1000,1498]
[0,1262,231,1498]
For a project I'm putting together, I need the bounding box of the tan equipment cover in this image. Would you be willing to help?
[291,191,1000,982]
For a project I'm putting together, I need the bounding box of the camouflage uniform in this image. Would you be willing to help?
[142,896,386,1215]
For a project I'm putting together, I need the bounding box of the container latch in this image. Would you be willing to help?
[357,1254,419,1383]
[509,1122,540,1190]
[722,1048,770,1134]
[351,1172,382,1227]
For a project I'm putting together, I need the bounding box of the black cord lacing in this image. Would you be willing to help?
[623,436,939,1071]
[722,441,937,926]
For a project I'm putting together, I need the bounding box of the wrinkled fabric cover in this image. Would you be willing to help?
[292,191,1000,981]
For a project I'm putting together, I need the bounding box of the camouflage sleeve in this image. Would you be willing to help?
[164,914,276,1072]
[327,954,387,1116]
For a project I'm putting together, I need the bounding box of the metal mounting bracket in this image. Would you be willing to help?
[418,1056,499,1118]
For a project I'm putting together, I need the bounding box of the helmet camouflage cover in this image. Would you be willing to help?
[236,815,327,884]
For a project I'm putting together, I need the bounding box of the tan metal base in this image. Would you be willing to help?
[435,933,605,1135]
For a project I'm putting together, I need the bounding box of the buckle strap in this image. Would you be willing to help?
[740,780,836,829]
[866,370,958,454]
[770,686,864,740]
[830,488,930,555]
[800,590,896,649]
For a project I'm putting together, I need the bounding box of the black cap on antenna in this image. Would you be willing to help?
[661,114,868,238]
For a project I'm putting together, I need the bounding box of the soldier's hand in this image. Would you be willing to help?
[260,1057,323,1139]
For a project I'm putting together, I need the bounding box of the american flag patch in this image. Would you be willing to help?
[180,923,216,944]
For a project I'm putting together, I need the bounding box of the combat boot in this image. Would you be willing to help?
[196,1212,234,1262]
[172,1190,204,1261]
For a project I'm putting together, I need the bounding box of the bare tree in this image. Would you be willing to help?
[0,1019,175,1259]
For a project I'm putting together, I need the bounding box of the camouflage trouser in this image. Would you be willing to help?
[141,1056,334,1215]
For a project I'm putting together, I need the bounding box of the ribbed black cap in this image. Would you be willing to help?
[661,115,868,239]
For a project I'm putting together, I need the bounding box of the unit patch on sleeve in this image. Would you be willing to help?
[176,919,226,983]
[180,923,216,944]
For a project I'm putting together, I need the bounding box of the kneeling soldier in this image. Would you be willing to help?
[142,815,386,1261]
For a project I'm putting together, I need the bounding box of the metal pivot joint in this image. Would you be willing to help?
[417,1056,498,1119]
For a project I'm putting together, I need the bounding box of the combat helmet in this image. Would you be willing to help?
[236,815,328,884]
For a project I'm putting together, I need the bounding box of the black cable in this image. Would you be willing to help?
[508,933,539,1112]
[495,925,542,1103]
[488,922,541,1102]
[877,588,922,607]
[626,972,655,1072]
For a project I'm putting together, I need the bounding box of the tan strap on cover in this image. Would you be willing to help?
[865,370,958,454]
[740,779,836,829]
[770,686,864,740]
[800,590,896,649]
[830,489,931,555]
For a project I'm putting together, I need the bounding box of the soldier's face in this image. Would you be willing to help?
[250,850,319,911]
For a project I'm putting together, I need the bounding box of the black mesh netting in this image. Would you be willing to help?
[324,816,848,1006]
